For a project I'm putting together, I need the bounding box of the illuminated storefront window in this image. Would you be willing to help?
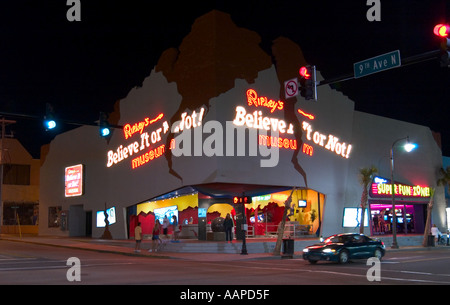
[369,177,431,235]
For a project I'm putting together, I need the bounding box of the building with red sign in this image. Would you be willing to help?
[38,11,446,241]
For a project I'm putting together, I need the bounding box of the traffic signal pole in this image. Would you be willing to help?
[316,49,442,87]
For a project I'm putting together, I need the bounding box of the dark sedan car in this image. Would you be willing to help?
[302,233,385,264]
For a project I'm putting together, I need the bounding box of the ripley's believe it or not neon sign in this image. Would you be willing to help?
[106,88,353,169]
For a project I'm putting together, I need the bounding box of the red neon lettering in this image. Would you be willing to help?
[123,113,164,139]
[302,143,314,156]
[297,109,315,120]
[131,144,165,169]
[169,138,176,150]
[246,89,284,113]
[258,135,297,150]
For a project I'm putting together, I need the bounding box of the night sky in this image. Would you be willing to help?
[0,1,449,158]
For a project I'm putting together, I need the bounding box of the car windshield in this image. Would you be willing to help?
[323,234,368,244]
[323,236,343,244]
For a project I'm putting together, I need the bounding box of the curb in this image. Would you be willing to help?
[3,235,450,261]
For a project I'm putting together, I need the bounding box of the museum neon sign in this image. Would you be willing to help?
[233,89,296,152]
[107,111,171,168]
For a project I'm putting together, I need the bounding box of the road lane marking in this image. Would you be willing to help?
[200,260,450,284]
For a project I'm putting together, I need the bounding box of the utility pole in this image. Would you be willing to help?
[0,117,16,235]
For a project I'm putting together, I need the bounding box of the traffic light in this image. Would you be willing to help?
[299,65,316,100]
[434,24,450,67]
[99,112,111,137]
[43,103,57,131]
[233,196,252,204]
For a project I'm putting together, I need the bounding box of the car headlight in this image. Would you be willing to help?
[303,248,309,253]
[322,248,336,253]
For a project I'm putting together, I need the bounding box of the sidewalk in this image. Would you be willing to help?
[0,235,283,261]
[1,234,448,261]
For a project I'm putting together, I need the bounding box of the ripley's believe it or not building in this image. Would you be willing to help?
[39,11,446,241]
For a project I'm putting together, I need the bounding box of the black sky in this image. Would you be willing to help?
[0,1,449,158]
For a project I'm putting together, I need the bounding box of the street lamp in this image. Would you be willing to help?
[390,136,417,249]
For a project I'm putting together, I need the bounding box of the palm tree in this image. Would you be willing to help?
[358,166,378,234]
[422,166,450,246]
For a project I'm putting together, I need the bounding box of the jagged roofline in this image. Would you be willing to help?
[111,10,309,186]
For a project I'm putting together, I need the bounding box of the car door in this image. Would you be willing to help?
[347,235,371,258]
[364,236,380,257]
[354,235,372,257]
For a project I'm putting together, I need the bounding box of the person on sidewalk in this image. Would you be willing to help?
[431,224,442,244]
[162,215,170,239]
[134,222,143,253]
[224,213,234,243]
[150,220,161,252]
[171,215,180,242]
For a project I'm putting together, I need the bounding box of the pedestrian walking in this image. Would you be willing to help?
[431,224,442,244]
[172,215,180,242]
[162,215,170,238]
[134,222,143,253]
[150,219,161,252]
[224,213,234,243]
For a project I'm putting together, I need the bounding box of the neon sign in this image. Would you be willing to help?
[233,106,294,134]
[302,143,314,156]
[258,135,297,150]
[131,144,165,169]
[107,107,206,169]
[173,108,205,132]
[301,121,352,159]
[123,113,164,139]
[246,89,284,113]
[107,112,170,168]
[65,164,83,197]
[371,181,431,198]
[297,109,315,120]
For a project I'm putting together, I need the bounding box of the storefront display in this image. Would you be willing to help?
[368,176,431,235]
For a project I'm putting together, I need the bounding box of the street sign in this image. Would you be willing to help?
[354,50,401,78]
[284,78,298,98]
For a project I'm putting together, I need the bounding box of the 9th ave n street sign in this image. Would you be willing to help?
[354,50,401,78]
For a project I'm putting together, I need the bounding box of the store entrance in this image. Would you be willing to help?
[370,203,426,235]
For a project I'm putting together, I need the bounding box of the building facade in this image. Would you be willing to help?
[39,11,446,240]
[1,137,40,235]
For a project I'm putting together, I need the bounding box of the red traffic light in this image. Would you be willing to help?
[233,196,252,204]
[434,24,450,37]
[299,66,311,79]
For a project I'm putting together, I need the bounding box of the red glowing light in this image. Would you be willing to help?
[297,109,315,120]
[258,135,297,150]
[299,66,310,79]
[131,144,165,169]
[246,89,284,112]
[434,24,450,37]
[123,113,164,139]
[302,143,314,156]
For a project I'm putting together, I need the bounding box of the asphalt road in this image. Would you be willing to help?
[1,240,450,287]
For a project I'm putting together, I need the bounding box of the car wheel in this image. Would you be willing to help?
[338,250,349,264]
[374,248,383,260]
[308,259,318,264]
